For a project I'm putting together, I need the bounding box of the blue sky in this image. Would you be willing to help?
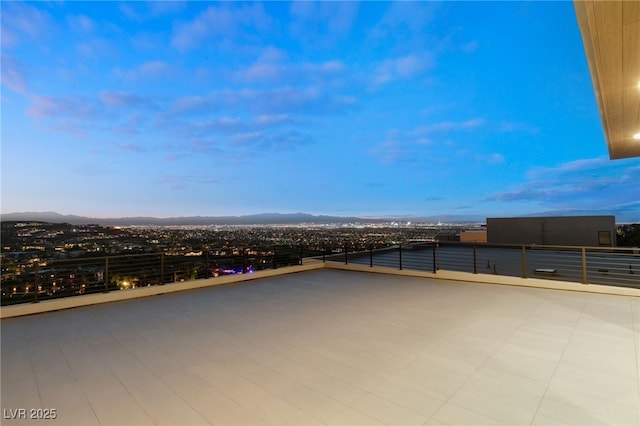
[2,1,639,222]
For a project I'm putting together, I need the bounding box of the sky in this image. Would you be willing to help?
[2,1,639,222]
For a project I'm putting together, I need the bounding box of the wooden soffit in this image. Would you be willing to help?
[574,0,640,159]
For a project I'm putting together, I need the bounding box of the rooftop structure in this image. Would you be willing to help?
[2,268,639,425]
[486,216,616,246]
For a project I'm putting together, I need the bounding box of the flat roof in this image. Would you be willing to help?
[2,269,639,425]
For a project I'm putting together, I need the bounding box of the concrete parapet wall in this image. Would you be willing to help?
[324,261,640,297]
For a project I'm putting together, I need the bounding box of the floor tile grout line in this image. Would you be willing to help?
[193,276,429,424]
[529,295,587,425]
[26,338,45,412]
[88,318,166,425]
[52,328,101,424]
[447,288,548,423]
[113,334,215,426]
[164,298,349,425]
[426,288,558,425]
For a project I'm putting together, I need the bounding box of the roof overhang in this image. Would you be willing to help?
[574,1,640,159]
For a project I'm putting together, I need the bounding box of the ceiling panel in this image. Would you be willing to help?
[575,0,640,159]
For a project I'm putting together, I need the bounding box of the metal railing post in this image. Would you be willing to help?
[432,241,437,273]
[344,243,348,265]
[242,247,246,272]
[299,245,303,265]
[521,246,527,278]
[104,257,110,292]
[369,245,373,267]
[472,245,477,274]
[273,247,277,269]
[399,244,403,270]
[33,263,40,303]
[582,247,588,284]
[160,253,164,285]
[322,242,326,262]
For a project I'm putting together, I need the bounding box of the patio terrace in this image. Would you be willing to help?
[1,268,639,425]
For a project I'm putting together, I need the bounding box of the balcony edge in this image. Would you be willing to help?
[0,262,325,319]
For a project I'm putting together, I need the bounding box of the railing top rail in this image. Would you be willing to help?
[45,252,163,264]
[435,241,638,252]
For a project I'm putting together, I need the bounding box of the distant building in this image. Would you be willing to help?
[487,216,616,247]
[459,231,487,243]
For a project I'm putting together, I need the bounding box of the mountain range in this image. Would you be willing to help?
[0,211,397,226]
[1,210,635,226]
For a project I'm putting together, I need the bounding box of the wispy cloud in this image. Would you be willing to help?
[99,91,158,109]
[169,139,226,156]
[114,61,172,80]
[372,53,434,86]
[130,32,164,51]
[253,114,295,126]
[178,117,244,136]
[159,174,221,191]
[28,93,159,138]
[1,2,54,48]
[76,38,117,59]
[238,62,284,83]
[67,14,94,33]
[231,129,313,152]
[29,95,99,120]
[369,138,430,167]
[412,118,485,135]
[369,1,437,46]
[251,86,355,114]
[168,86,356,119]
[290,1,359,47]
[169,94,220,116]
[419,103,458,116]
[171,3,272,51]
[486,157,640,213]
[112,143,146,153]
[232,49,347,86]
[150,1,187,16]
[370,120,485,166]
[498,121,540,134]
[110,115,150,137]
[27,84,330,158]
[481,153,505,165]
[460,40,478,53]
[118,3,141,21]
[1,55,29,93]
[118,1,185,22]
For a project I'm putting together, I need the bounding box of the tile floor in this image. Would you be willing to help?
[1,269,639,425]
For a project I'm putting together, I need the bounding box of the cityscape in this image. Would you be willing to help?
[0,218,475,303]
[2,217,639,305]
